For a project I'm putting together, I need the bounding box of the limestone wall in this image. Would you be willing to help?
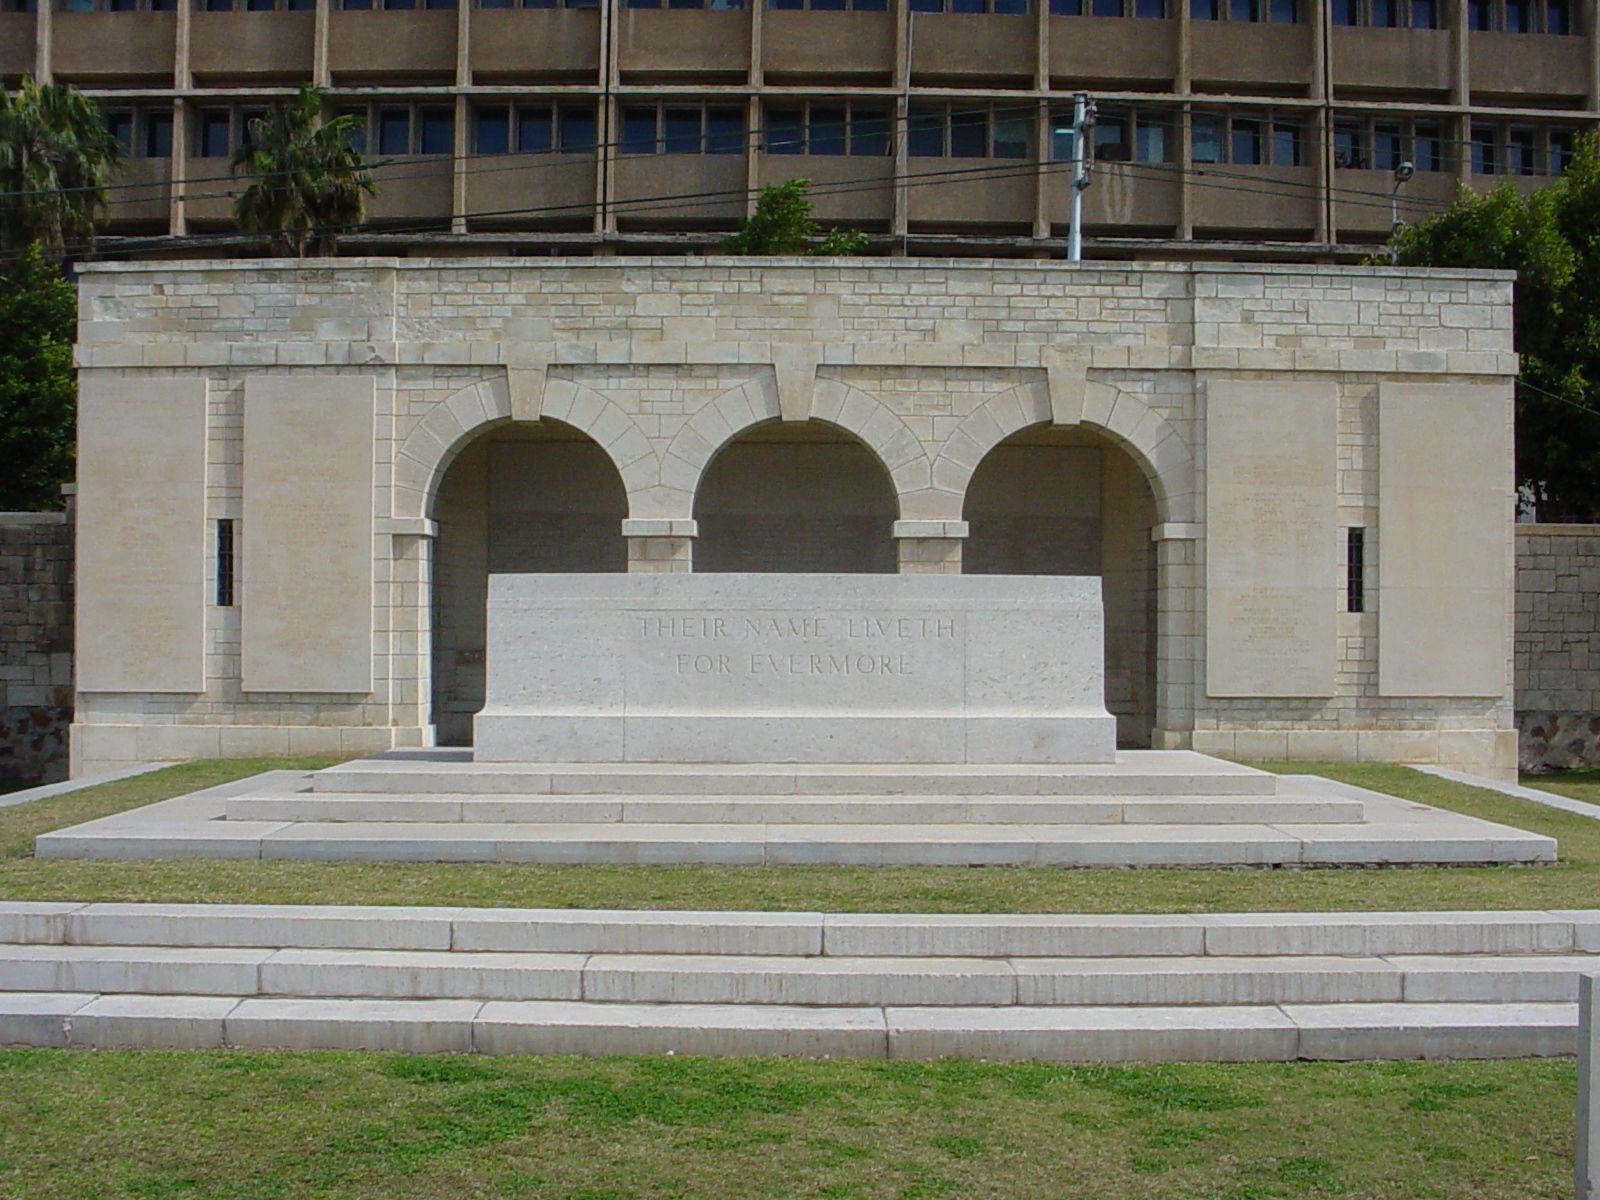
[1516,524,1600,771]
[70,258,1521,777]
[0,512,73,784]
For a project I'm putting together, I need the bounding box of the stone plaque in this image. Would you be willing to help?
[76,377,208,693]
[1378,381,1512,697]
[241,377,375,694]
[1205,380,1338,697]
[475,574,1116,763]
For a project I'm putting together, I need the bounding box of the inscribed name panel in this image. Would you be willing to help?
[1204,380,1338,697]
[76,376,208,693]
[1377,381,1512,697]
[241,377,375,694]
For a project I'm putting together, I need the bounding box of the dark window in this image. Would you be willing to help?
[150,0,176,9]
[1135,117,1167,162]
[377,108,410,155]
[246,0,275,10]
[107,111,134,156]
[625,0,660,7]
[949,108,987,157]
[144,111,173,158]
[1133,0,1162,15]
[1410,0,1436,24]
[1468,0,1492,28]
[198,109,231,157]
[908,110,945,157]
[1471,127,1498,174]
[803,106,843,156]
[1268,0,1295,19]
[1372,123,1402,170]
[993,114,1028,157]
[1090,0,1121,13]
[1272,121,1302,166]
[341,0,373,9]
[1550,128,1575,173]
[909,0,942,11]
[1330,0,1357,22]
[1231,117,1262,164]
[559,106,596,153]
[1371,0,1398,23]
[993,0,1028,12]
[475,108,509,155]
[950,0,983,12]
[1504,0,1530,27]
[286,0,315,9]
[621,107,657,154]
[336,108,366,154]
[1094,120,1127,161]
[1413,125,1442,171]
[517,106,552,153]
[1345,527,1364,613]
[1050,0,1083,12]
[216,520,236,608]
[239,109,267,153]
[1191,114,1222,163]
[1546,0,1570,31]
[663,107,701,154]
[1229,0,1254,19]
[706,107,744,154]
[767,107,805,154]
[419,108,453,154]
[1189,0,1218,15]
[851,107,890,156]
[1333,120,1365,169]
[107,0,138,11]
[1509,127,1537,174]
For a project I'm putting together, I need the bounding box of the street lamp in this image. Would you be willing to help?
[1390,161,1415,263]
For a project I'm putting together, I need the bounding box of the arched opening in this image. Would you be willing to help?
[693,420,897,573]
[430,420,628,745]
[963,424,1158,748]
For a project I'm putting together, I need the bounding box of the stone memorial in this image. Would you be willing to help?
[473,574,1117,764]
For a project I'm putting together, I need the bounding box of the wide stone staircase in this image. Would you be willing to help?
[1,902,1591,1060]
[34,750,1558,867]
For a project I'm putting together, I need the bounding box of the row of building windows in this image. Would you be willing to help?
[15,0,1578,21]
[103,101,1585,178]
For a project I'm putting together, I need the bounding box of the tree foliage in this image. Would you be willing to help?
[721,179,868,256]
[232,86,374,257]
[0,78,122,259]
[0,245,76,511]
[1389,134,1600,520]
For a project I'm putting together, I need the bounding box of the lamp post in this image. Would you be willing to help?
[1389,160,1414,263]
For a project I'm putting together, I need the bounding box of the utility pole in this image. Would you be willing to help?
[1067,91,1095,262]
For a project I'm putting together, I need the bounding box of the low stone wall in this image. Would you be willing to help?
[0,512,73,784]
[1515,523,1600,772]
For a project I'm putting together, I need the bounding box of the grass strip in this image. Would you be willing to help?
[0,758,1595,912]
[0,1049,1576,1200]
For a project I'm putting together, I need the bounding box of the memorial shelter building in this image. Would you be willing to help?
[4,0,1597,259]
[70,257,1521,778]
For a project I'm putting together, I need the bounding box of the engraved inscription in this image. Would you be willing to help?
[637,612,958,680]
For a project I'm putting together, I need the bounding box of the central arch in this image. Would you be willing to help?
[693,419,898,573]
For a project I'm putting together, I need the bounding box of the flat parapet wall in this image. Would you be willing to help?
[476,574,1116,764]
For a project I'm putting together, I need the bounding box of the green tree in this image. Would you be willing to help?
[0,245,76,511]
[0,78,122,259]
[232,86,374,257]
[1389,136,1600,520]
[722,179,868,256]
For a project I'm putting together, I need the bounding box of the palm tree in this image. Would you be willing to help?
[232,86,373,258]
[0,77,122,259]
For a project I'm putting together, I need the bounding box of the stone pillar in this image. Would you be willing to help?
[377,517,438,747]
[624,519,695,573]
[894,521,967,575]
[1150,523,1201,750]
[1581,973,1599,1200]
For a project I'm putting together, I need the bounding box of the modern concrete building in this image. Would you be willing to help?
[2,0,1596,258]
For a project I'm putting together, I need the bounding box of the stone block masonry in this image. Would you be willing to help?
[0,513,72,785]
[69,258,1522,779]
[1515,524,1600,772]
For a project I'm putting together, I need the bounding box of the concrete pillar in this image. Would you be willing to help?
[1580,973,1599,1200]
[894,520,967,575]
[624,519,695,573]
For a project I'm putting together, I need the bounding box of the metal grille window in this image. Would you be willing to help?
[620,105,746,154]
[216,520,236,608]
[763,103,890,156]
[1345,527,1365,613]
[910,106,1030,159]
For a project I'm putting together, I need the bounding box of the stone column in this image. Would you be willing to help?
[378,518,438,747]
[624,519,695,573]
[895,520,967,575]
[1150,523,1201,750]
[1580,973,1599,1200]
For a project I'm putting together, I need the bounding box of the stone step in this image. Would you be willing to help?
[2,944,1597,1007]
[36,818,1553,867]
[225,792,1367,826]
[0,991,1576,1060]
[6,902,1595,958]
[310,751,1283,799]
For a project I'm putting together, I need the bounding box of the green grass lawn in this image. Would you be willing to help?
[0,1049,1575,1200]
[0,756,1597,913]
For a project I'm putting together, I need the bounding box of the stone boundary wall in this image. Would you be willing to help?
[1516,523,1600,772]
[0,512,73,784]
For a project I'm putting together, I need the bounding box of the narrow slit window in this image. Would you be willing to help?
[1346,526,1365,613]
[216,519,236,608]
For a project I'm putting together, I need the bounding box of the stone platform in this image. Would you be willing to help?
[0,901,1590,1060]
[34,749,1556,866]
